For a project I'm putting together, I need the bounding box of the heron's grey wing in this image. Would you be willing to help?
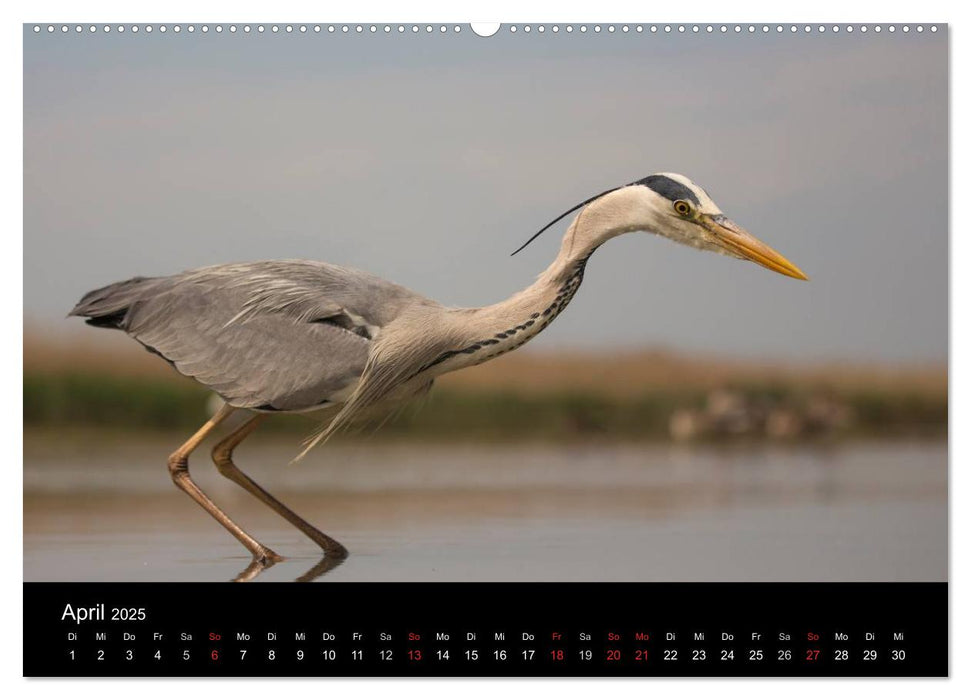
[130,287,370,410]
[70,260,430,411]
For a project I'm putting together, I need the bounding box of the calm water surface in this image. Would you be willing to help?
[23,435,946,582]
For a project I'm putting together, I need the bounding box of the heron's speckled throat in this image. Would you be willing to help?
[414,256,590,378]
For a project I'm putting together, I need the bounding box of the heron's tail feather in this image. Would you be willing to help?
[69,276,159,330]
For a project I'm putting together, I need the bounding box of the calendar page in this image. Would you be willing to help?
[22,20,948,677]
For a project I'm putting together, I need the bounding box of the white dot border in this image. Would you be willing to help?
[30,23,943,36]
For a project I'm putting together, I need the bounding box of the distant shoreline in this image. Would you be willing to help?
[24,371,946,443]
[24,328,946,443]
[25,327,947,399]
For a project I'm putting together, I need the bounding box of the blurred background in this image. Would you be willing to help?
[24,25,946,582]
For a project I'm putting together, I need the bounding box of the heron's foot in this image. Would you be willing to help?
[233,554,281,583]
[232,546,284,582]
[256,546,284,565]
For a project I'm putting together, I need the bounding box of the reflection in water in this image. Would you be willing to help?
[23,437,947,582]
[294,554,347,582]
[232,553,346,582]
[668,443,851,511]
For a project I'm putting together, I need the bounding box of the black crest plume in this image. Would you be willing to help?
[510,181,633,256]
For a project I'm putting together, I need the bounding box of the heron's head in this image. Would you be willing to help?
[514,172,808,281]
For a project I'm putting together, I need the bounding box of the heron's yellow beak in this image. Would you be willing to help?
[702,214,808,281]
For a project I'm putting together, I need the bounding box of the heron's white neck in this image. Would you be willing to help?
[430,190,652,376]
[485,186,655,317]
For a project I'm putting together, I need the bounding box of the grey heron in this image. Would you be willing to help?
[69,173,807,571]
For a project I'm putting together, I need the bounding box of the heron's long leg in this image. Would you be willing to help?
[167,404,282,565]
[211,415,349,558]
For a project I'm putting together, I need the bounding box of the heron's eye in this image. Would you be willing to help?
[673,200,692,216]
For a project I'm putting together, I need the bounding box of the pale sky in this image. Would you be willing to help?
[24,26,947,362]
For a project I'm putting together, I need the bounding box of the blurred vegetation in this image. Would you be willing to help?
[23,371,946,442]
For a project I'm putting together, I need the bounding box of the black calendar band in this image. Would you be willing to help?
[24,582,947,677]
